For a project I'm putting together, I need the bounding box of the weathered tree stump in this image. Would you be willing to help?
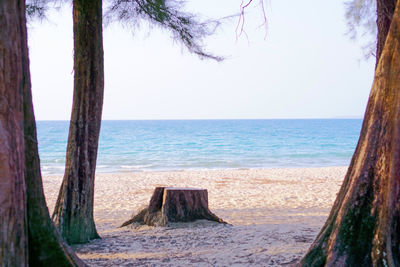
[121,187,226,227]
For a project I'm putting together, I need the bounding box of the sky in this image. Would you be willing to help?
[28,0,376,120]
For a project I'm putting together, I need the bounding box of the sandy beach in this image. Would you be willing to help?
[43,167,347,266]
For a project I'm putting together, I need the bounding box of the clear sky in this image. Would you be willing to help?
[28,0,375,120]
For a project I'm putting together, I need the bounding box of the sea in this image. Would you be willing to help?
[37,119,363,175]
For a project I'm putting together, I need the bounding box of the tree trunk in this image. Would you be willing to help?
[299,1,400,266]
[0,1,28,265]
[376,0,396,65]
[1,1,85,266]
[24,59,86,267]
[121,187,226,227]
[52,0,104,245]
[22,11,86,267]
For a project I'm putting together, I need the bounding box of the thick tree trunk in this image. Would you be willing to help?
[1,1,84,266]
[299,1,400,266]
[24,61,86,267]
[121,187,226,227]
[52,0,104,245]
[0,1,28,265]
[22,14,85,267]
[376,0,396,64]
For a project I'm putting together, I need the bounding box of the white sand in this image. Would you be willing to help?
[43,167,347,266]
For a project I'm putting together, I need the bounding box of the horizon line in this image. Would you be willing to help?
[36,117,364,121]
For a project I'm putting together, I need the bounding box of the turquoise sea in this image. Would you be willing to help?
[37,119,362,174]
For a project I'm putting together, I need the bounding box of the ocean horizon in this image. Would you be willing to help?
[37,119,362,175]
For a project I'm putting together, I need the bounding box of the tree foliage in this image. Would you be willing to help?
[104,0,222,60]
[26,0,65,20]
[26,0,47,19]
[26,0,222,61]
[344,0,377,58]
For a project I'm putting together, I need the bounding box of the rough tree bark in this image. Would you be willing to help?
[299,1,400,266]
[24,58,86,267]
[376,0,396,64]
[121,187,226,227]
[22,15,86,267]
[52,0,104,244]
[1,0,85,266]
[0,1,28,265]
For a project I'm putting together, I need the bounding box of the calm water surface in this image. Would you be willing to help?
[37,119,362,174]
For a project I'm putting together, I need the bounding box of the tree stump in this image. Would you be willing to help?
[121,187,226,227]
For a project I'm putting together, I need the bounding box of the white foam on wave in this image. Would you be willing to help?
[120,164,153,169]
